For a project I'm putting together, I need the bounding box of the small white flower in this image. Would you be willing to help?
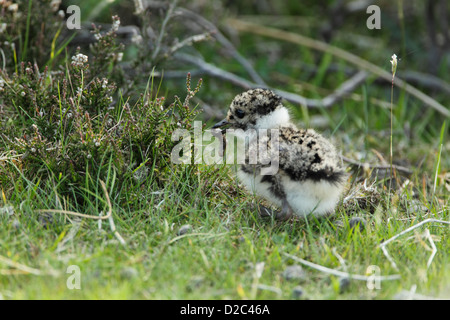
[94,33,102,41]
[102,79,108,88]
[131,34,143,45]
[87,153,92,159]
[111,17,120,32]
[0,23,6,34]
[71,53,88,68]
[50,0,61,12]
[134,0,145,15]
[116,52,123,62]
[21,91,25,96]
[8,4,19,12]
[30,147,36,153]
[390,54,398,76]
[57,10,65,19]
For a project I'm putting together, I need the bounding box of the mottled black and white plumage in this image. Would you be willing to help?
[213,88,347,219]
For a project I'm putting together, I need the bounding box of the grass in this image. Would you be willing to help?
[1,156,449,299]
[1,1,449,300]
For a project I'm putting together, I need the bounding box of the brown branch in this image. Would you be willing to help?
[321,70,368,107]
[400,70,450,95]
[175,53,368,108]
[175,7,266,87]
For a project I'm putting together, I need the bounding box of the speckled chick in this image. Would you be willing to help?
[213,88,347,219]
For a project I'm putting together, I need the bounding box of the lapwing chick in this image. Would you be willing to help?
[212,88,347,220]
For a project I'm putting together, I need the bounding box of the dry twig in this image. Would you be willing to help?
[175,7,266,86]
[423,228,437,269]
[283,253,401,281]
[151,0,179,61]
[379,218,450,270]
[37,180,126,246]
[176,53,368,108]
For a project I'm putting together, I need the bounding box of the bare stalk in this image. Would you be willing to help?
[389,54,398,197]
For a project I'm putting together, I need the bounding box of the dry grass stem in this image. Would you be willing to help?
[36,180,126,246]
[0,255,58,276]
[283,253,401,281]
[379,219,450,270]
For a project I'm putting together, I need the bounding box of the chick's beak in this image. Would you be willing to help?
[211,118,229,129]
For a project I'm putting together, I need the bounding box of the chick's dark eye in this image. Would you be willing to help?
[235,109,245,119]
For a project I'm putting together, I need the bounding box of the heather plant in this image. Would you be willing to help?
[0,11,203,207]
[0,0,66,71]
[89,15,125,83]
[1,66,202,202]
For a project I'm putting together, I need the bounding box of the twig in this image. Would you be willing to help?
[175,53,367,108]
[37,180,126,246]
[176,7,266,86]
[400,70,450,95]
[176,52,314,104]
[100,180,126,247]
[175,53,255,87]
[424,229,437,269]
[167,32,212,56]
[36,209,111,220]
[320,70,368,107]
[228,18,450,117]
[379,218,450,270]
[283,253,401,281]
[341,155,413,175]
[0,153,23,162]
[167,232,228,245]
[151,0,179,61]
[331,248,349,273]
[273,71,392,109]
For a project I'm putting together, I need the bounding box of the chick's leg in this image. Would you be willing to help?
[276,198,293,221]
